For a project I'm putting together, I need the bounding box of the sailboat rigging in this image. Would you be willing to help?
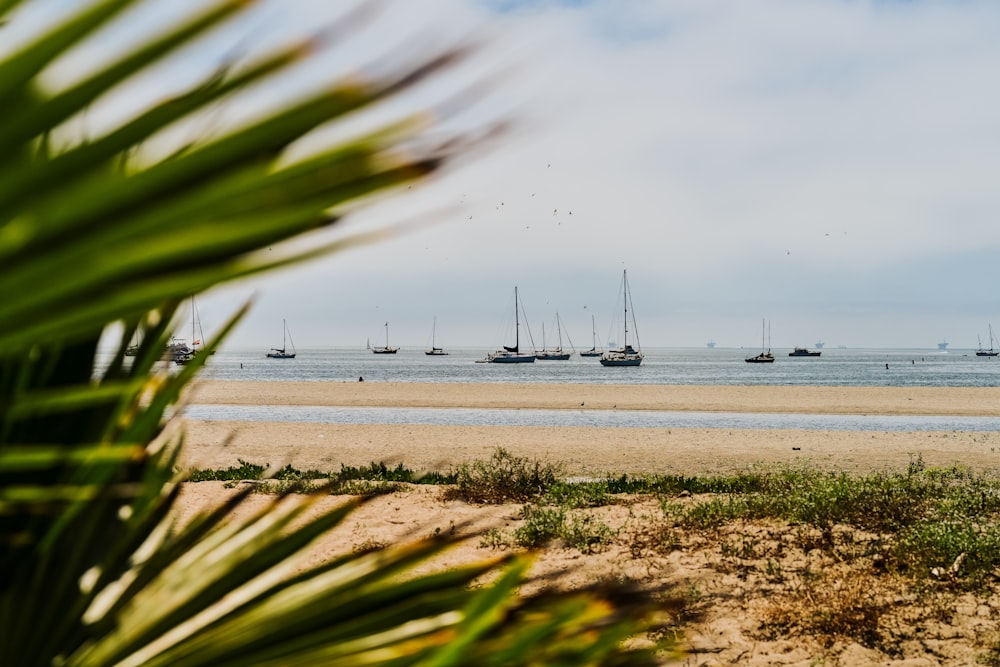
[485,286,536,363]
[171,297,207,365]
[536,312,573,360]
[425,317,448,356]
[745,319,774,363]
[976,324,999,357]
[579,314,602,357]
[600,270,643,367]
[266,319,297,359]
[372,321,398,354]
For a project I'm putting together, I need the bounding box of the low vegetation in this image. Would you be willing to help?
[189,449,1000,658]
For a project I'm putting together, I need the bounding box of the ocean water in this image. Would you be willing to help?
[178,347,1000,431]
[198,346,1000,388]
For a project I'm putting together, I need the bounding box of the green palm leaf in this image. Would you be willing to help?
[0,1,664,665]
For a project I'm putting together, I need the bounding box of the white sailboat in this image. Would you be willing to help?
[579,314,602,357]
[266,319,297,359]
[372,321,399,354]
[425,317,448,356]
[485,286,535,363]
[600,270,643,367]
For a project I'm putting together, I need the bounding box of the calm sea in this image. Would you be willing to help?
[177,347,1000,431]
[198,346,1000,388]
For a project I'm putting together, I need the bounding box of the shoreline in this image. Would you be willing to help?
[181,381,1000,476]
[188,380,1000,416]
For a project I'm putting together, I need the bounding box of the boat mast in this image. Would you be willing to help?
[385,321,389,348]
[282,319,287,351]
[514,286,520,353]
[623,270,629,350]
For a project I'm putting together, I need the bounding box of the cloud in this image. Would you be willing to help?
[27,0,1000,347]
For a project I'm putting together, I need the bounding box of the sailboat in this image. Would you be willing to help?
[485,286,535,363]
[425,317,448,356]
[600,270,643,367]
[579,315,603,357]
[266,319,297,358]
[976,324,999,357]
[536,312,572,360]
[372,321,399,354]
[745,319,774,363]
[172,296,216,365]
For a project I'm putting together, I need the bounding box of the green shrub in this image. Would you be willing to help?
[448,447,563,503]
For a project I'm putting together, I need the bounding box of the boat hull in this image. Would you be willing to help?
[372,347,398,354]
[536,352,571,360]
[488,353,535,363]
[579,350,602,357]
[599,357,642,366]
[425,349,449,356]
[266,352,296,359]
[745,355,774,363]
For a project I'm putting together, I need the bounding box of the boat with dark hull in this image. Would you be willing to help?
[425,317,448,356]
[600,270,643,367]
[789,347,821,357]
[746,319,774,364]
[371,321,398,354]
[976,324,998,357]
[579,315,602,357]
[485,286,535,363]
[266,319,296,359]
[536,313,572,360]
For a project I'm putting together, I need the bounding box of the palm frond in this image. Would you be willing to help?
[0,1,664,665]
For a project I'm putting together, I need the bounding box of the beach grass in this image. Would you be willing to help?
[187,449,1000,587]
[183,449,1000,652]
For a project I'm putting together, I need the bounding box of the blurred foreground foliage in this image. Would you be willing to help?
[0,2,662,665]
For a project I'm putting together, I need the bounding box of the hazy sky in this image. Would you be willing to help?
[27,0,1000,350]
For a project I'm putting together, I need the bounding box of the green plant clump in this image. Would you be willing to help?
[448,447,563,503]
[0,2,661,665]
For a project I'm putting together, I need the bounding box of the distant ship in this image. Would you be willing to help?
[706,340,716,349]
[814,341,825,349]
[938,340,949,351]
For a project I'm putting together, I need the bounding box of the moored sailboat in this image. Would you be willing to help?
[579,315,603,357]
[372,321,399,354]
[600,270,643,367]
[266,319,297,359]
[976,324,999,357]
[425,316,448,356]
[485,286,535,363]
[745,319,774,363]
[536,312,572,360]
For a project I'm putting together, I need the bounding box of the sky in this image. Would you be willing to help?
[19,0,1000,350]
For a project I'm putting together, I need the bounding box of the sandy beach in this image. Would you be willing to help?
[182,381,1000,475]
[175,381,1000,665]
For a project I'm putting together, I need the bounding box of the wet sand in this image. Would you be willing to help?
[181,381,1000,476]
